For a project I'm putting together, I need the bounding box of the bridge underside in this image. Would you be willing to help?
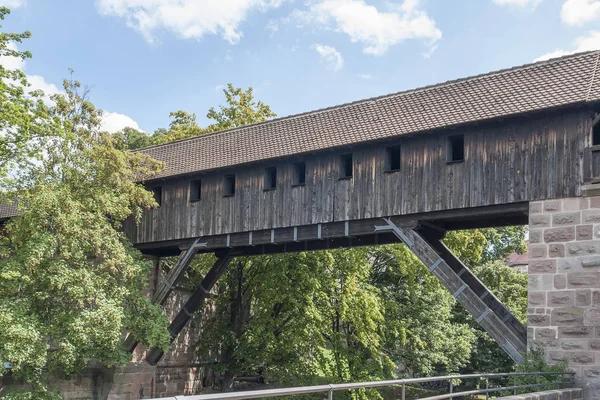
[130,202,529,365]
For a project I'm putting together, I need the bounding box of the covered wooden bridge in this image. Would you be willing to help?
[117,51,600,367]
[2,51,600,390]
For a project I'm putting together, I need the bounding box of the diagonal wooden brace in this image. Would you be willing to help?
[146,250,234,365]
[124,238,207,353]
[376,219,526,362]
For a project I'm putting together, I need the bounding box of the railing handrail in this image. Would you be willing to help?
[150,371,575,400]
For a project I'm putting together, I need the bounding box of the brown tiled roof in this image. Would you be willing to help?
[0,200,19,220]
[142,51,600,180]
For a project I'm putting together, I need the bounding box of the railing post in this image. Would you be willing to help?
[449,379,453,400]
[485,378,489,400]
[328,384,334,400]
[402,383,405,400]
[514,375,517,395]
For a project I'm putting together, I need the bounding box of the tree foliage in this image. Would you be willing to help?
[0,15,170,397]
[122,83,277,149]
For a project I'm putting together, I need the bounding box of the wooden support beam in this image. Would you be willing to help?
[380,220,526,362]
[124,238,204,353]
[146,250,234,365]
[136,202,528,257]
[417,225,528,344]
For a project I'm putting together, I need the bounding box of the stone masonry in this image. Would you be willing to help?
[529,196,600,400]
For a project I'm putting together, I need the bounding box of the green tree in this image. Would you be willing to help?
[0,26,171,396]
[0,7,49,191]
[204,84,276,132]
[371,244,475,376]
[144,84,277,147]
[113,126,152,150]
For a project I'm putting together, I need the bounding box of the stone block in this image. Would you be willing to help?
[567,241,600,256]
[530,244,548,259]
[536,307,547,313]
[549,351,569,362]
[548,291,575,307]
[583,210,600,224]
[593,291,600,306]
[564,198,589,211]
[543,274,555,290]
[555,274,567,289]
[570,352,595,365]
[580,256,600,269]
[545,200,563,212]
[585,307,600,326]
[576,289,592,306]
[530,229,542,244]
[532,214,552,228]
[549,244,566,258]
[530,259,557,274]
[577,225,593,241]
[529,314,551,326]
[590,196,600,209]
[560,340,587,350]
[559,259,575,271]
[530,201,543,214]
[535,327,557,342]
[530,291,547,306]
[553,212,582,226]
[545,227,575,243]
[567,272,600,288]
[551,307,584,326]
[590,340,600,350]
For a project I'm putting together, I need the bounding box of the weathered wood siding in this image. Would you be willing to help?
[125,109,593,244]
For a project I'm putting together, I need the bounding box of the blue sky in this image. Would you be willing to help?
[1,0,599,134]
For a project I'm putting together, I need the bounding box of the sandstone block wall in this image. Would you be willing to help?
[529,196,600,399]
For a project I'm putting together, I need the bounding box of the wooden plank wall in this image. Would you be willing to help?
[124,109,592,244]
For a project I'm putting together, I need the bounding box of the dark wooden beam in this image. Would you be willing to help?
[136,202,528,257]
[146,250,234,365]
[124,239,205,353]
[384,223,526,362]
[417,226,528,343]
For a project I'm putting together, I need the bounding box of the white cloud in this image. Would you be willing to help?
[533,30,600,62]
[2,42,142,133]
[492,0,542,7]
[3,0,26,9]
[101,111,143,133]
[357,73,372,79]
[292,0,441,56]
[561,0,600,25]
[266,19,279,36]
[312,44,344,71]
[26,75,61,99]
[96,0,287,44]
[0,42,25,71]
[0,43,60,104]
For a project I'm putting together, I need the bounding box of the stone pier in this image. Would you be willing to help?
[529,196,600,399]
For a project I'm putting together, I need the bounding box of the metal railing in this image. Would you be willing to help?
[149,371,576,400]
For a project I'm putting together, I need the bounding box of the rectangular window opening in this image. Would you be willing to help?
[190,179,201,202]
[293,162,306,186]
[593,117,600,146]
[264,166,277,190]
[447,134,465,162]
[152,186,162,207]
[385,146,401,171]
[224,174,236,197]
[340,153,353,179]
